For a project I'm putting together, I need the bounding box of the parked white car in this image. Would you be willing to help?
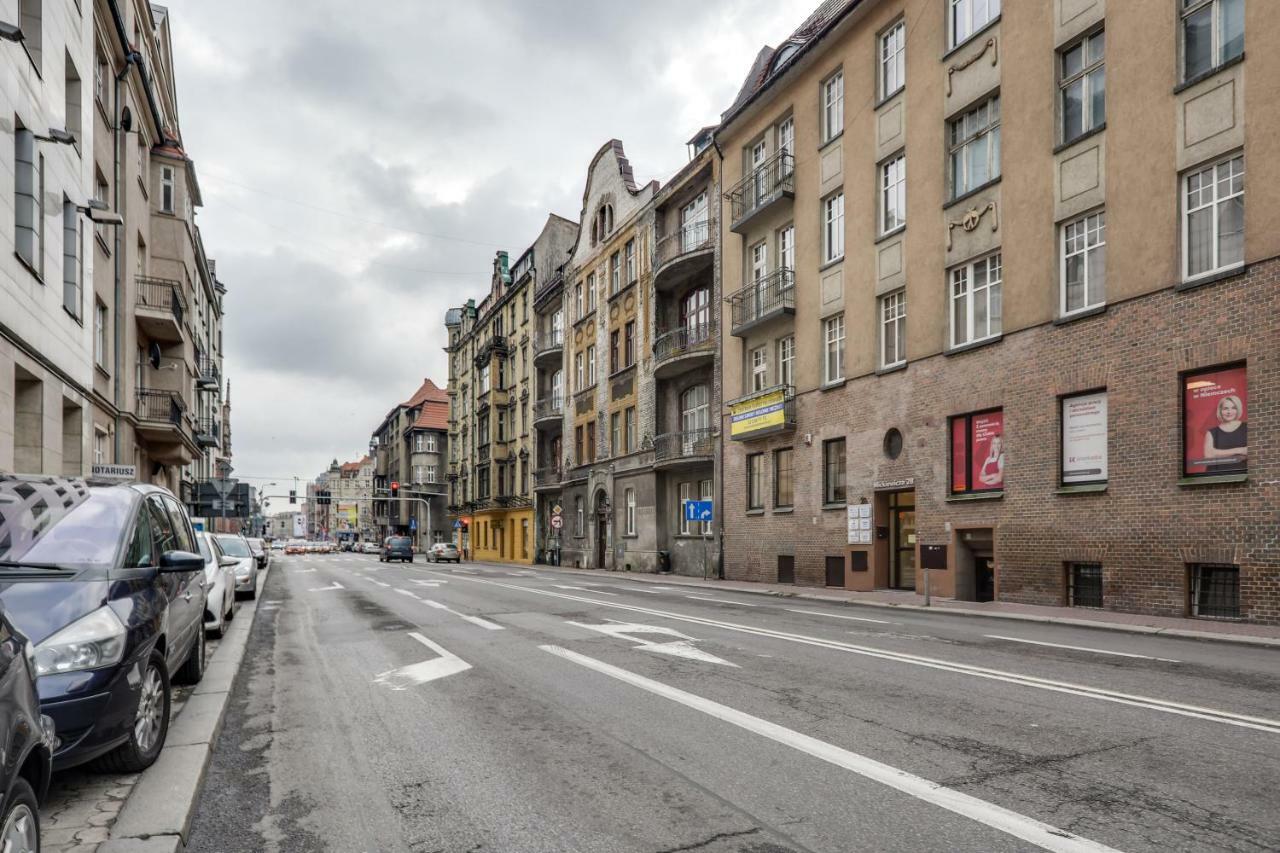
[197,532,238,637]
[215,533,259,600]
[360,542,380,554]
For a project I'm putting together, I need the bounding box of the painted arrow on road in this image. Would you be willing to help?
[373,632,471,691]
[309,582,345,592]
[568,621,737,667]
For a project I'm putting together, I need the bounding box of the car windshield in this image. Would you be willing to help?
[216,536,252,557]
[389,537,411,547]
[0,477,133,568]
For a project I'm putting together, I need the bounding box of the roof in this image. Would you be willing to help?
[412,400,449,432]
[403,378,448,408]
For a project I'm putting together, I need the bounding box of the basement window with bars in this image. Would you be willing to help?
[1067,562,1103,608]
[1190,564,1240,619]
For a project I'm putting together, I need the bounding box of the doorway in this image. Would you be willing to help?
[889,491,916,590]
[953,528,996,602]
[594,492,609,569]
[825,556,844,587]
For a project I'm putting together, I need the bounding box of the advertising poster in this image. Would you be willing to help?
[950,418,968,493]
[337,502,358,530]
[1184,366,1247,476]
[730,389,787,439]
[1062,392,1108,484]
[970,411,1005,491]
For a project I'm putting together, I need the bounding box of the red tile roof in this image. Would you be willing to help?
[413,400,449,432]
[403,378,448,408]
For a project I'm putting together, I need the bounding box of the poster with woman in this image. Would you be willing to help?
[1183,366,1247,476]
[971,411,1005,490]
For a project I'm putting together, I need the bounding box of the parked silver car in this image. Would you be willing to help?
[428,542,461,563]
[214,534,258,600]
[197,532,237,637]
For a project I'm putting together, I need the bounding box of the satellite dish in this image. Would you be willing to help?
[120,106,132,133]
[148,342,162,369]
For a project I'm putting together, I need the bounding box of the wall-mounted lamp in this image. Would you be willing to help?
[0,21,23,42]
[77,200,123,226]
[34,128,77,146]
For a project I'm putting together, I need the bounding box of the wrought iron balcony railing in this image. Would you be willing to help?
[725,151,794,228]
[655,217,714,273]
[728,269,795,335]
[654,428,716,463]
[136,389,183,425]
[653,323,715,365]
[534,329,564,357]
[534,396,564,421]
[136,276,184,326]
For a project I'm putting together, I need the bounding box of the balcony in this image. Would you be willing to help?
[477,443,491,464]
[728,269,795,336]
[533,329,564,367]
[135,276,186,342]
[653,324,715,380]
[533,396,564,429]
[727,384,797,442]
[533,466,562,492]
[725,152,794,232]
[195,417,220,449]
[196,354,220,390]
[654,217,714,290]
[135,389,194,464]
[473,335,509,367]
[654,428,717,470]
[534,269,564,307]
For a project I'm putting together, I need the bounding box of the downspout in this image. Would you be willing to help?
[111,52,139,459]
[710,134,725,579]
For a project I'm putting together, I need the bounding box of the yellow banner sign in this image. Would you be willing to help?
[730,389,787,439]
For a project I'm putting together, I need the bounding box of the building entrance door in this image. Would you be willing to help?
[889,490,916,589]
[594,492,609,569]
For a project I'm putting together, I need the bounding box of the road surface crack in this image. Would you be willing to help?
[652,827,761,852]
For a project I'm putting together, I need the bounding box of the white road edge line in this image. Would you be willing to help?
[686,595,758,607]
[541,645,1120,853]
[785,608,894,625]
[984,635,1181,663]
[440,575,1280,734]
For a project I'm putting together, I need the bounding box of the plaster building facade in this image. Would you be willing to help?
[371,378,450,550]
[717,0,1280,623]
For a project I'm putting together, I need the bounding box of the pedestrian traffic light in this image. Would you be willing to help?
[390,481,399,499]
[289,490,296,505]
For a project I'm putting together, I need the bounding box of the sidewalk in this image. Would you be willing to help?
[515,563,1280,648]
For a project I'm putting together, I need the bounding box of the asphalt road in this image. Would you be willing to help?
[186,553,1280,853]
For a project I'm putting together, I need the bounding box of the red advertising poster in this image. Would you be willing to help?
[970,411,1005,490]
[1184,366,1247,476]
[950,418,968,492]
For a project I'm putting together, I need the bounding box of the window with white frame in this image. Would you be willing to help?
[1182,0,1243,82]
[415,434,425,452]
[586,344,597,385]
[777,335,795,388]
[823,192,845,263]
[94,300,108,367]
[610,251,621,295]
[94,428,108,465]
[426,434,437,452]
[950,253,1003,347]
[94,173,110,245]
[750,346,769,392]
[426,464,437,482]
[575,496,584,536]
[777,224,795,272]
[679,481,694,534]
[880,19,905,100]
[624,238,636,282]
[824,314,846,384]
[880,155,906,234]
[1062,211,1106,315]
[575,351,584,389]
[574,281,584,319]
[880,290,906,368]
[822,70,844,143]
[776,116,795,159]
[949,96,1000,199]
[1061,30,1105,145]
[62,200,82,320]
[95,48,109,106]
[624,487,636,536]
[160,166,175,213]
[1183,154,1243,282]
[950,0,1000,49]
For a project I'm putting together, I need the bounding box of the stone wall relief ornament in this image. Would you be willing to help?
[947,202,998,251]
[946,36,998,97]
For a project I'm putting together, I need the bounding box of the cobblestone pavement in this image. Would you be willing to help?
[40,632,224,852]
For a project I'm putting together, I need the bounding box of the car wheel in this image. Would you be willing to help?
[0,776,39,853]
[94,649,170,773]
[207,614,227,639]
[244,578,257,601]
[176,625,206,685]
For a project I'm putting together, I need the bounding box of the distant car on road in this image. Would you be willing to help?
[427,542,461,563]
[381,536,414,563]
[215,534,258,601]
[0,602,54,853]
[360,542,380,554]
[284,541,305,555]
[247,537,269,569]
[0,475,208,772]
[197,532,237,637]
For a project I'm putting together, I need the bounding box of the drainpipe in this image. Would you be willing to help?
[111,52,140,459]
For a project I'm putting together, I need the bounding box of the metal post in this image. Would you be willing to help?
[924,566,932,607]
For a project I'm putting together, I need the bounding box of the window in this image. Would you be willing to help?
[62,200,82,320]
[880,290,906,368]
[65,53,82,140]
[950,0,1000,49]
[698,479,713,536]
[586,344,597,385]
[750,347,768,392]
[413,465,425,483]
[1182,0,1243,81]
[415,433,425,452]
[574,282,585,319]
[624,320,635,368]
[575,351,584,390]
[950,253,1002,347]
[94,173,110,246]
[479,364,491,394]
[823,192,845,263]
[1061,390,1108,485]
[950,409,1004,493]
[575,496,584,537]
[1061,211,1106,315]
[1182,363,1247,477]
[1060,31,1105,144]
[822,438,846,505]
[880,20,906,100]
[610,411,621,454]
[1068,563,1104,608]
[587,273,597,311]
[880,155,906,234]
[777,224,795,272]
[777,336,795,388]
[575,424,584,463]
[94,300,108,367]
[426,464,437,482]
[18,0,42,69]
[746,454,764,511]
[160,166,175,213]
[1183,154,1243,282]
[587,419,596,461]
[426,435,437,452]
[776,117,795,162]
[610,329,620,374]
[93,428,108,465]
[95,48,109,107]
[624,238,636,282]
[681,287,710,341]
[14,130,40,273]
[624,488,636,536]
[773,448,794,508]
[680,385,709,443]
[822,71,844,143]
[824,314,845,384]
[1190,564,1239,618]
[949,96,1001,198]
[610,251,621,295]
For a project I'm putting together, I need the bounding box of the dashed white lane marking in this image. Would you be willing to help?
[686,595,758,607]
[542,645,1122,853]
[293,568,317,574]
[785,608,896,625]
[308,582,345,592]
[983,635,1181,663]
[554,585,618,596]
[374,633,471,690]
[568,621,736,667]
[371,580,391,588]
[393,589,504,631]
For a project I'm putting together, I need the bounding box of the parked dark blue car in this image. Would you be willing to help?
[0,475,208,771]
[0,602,54,851]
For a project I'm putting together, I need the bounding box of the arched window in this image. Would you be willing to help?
[680,385,710,433]
[550,369,563,403]
[680,287,711,342]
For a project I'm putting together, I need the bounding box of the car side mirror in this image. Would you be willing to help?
[159,550,204,572]
[218,556,238,568]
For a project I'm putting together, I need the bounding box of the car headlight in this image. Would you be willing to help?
[235,562,252,577]
[34,607,126,676]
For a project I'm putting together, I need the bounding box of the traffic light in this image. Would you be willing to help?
[390,481,399,499]
[289,490,297,505]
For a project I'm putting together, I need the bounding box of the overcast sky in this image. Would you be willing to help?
[162,0,815,502]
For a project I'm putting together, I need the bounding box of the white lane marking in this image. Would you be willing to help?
[786,608,896,625]
[555,585,618,596]
[543,646,1120,853]
[447,575,1280,735]
[374,632,471,690]
[293,568,317,574]
[394,589,505,631]
[686,595,758,607]
[984,635,1181,663]
[411,579,447,588]
[308,582,345,592]
[568,621,737,667]
[371,580,391,588]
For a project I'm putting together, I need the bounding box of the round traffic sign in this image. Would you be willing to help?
[550,516,564,529]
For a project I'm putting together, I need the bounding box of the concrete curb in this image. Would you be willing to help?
[103,565,270,852]
[517,564,1280,649]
